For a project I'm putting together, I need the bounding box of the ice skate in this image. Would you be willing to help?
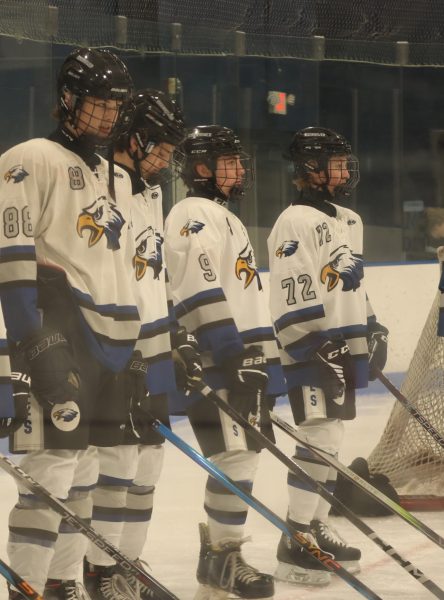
[194,523,274,600]
[84,562,137,600]
[311,519,361,573]
[115,558,156,599]
[274,530,331,586]
[43,579,91,600]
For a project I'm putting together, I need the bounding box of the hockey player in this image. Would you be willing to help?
[0,48,138,600]
[83,89,202,600]
[267,126,389,586]
[164,125,286,600]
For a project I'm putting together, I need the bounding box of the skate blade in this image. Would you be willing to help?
[333,560,361,574]
[194,584,229,600]
[274,561,331,586]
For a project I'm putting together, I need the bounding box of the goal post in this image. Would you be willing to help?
[368,252,444,510]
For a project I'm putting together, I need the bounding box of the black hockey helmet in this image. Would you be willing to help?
[129,89,186,151]
[120,88,187,185]
[285,126,359,196]
[57,47,134,143]
[180,125,253,201]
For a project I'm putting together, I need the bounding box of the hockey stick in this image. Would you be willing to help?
[0,454,179,600]
[191,382,444,600]
[0,558,42,600]
[375,368,444,450]
[150,419,382,600]
[270,410,444,551]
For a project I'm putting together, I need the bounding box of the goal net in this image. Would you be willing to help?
[368,283,444,509]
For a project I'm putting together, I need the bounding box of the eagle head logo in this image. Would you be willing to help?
[180,219,205,236]
[4,165,29,183]
[320,244,364,292]
[52,408,78,422]
[77,196,125,250]
[235,243,262,290]
[133,226,164,281]
[276,240,299,258]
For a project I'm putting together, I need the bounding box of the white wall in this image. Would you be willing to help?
[365,262,439,373]
[261,261,440,374]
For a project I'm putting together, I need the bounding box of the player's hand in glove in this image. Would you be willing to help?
[224,345,269,424]
[18,328,80,409]
[367,322,389,381]
[171,326,202,394]
[125,351,151,439]
[0,348,31,438]
[314,338,354,401]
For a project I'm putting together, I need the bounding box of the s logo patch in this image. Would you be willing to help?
[4,165,29,183]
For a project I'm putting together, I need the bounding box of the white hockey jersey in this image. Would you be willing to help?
[268,200,372,392]
[164,195,286,409]
[122,167,176,395]
[0,136,141,372]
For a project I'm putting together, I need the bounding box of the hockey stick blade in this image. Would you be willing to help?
[192,382,444,600]
[0,558,42,600]
[0,453,179,600]
[376,368,444,450]
[150,419,381,600]
[270,411,444,550]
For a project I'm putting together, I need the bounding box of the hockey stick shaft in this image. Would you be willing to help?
[376,368,444,450]
[192,383,444,599]
[0,454,179,600]
[150,419,381,600]
[0,558,42,600]
[270,411,444,549]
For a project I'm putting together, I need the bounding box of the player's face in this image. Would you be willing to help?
[215,154,245,197]
[140,142,175,180]
[326,155,350,193]
[75,96,122,140]
[308,154,350,195]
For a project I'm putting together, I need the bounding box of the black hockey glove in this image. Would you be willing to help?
[367,322,389,381]
[0,348,30,438]
[224,346,269,424]
[171,326,202,393]
[19,328,80,409]
[125,350,149,406]
[314,338,354,402]
[125,351,151,439]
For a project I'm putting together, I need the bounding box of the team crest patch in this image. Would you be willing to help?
[276,240,299,257]
[77,195,125,250]
[235,243,262,290]
[133,226,163,281]
[320,244,364,292]
[51,401,81,432]
[4,165,29,183]
[180,219,205,236]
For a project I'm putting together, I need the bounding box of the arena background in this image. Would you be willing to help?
[1,3,444,597]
